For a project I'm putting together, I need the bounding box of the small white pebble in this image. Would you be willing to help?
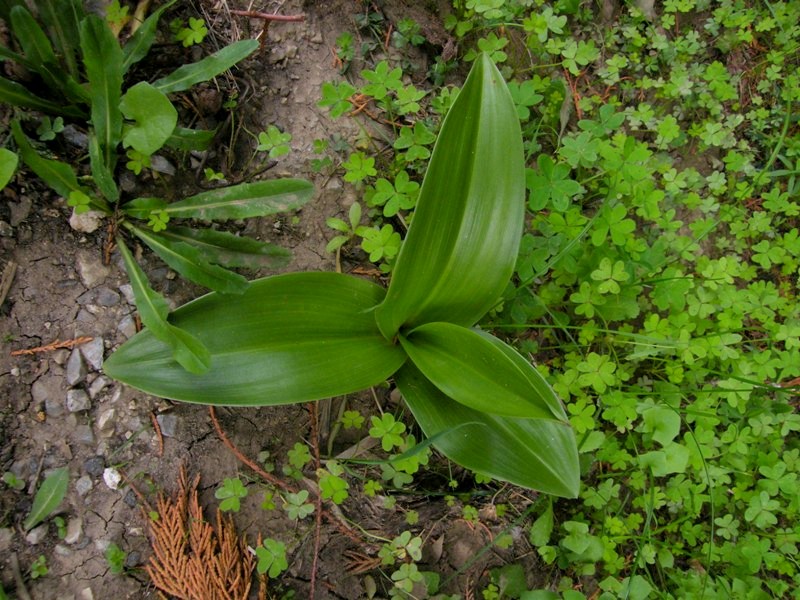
[103,467,121,490]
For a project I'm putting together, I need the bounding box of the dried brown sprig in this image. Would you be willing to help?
[146,467,256,600]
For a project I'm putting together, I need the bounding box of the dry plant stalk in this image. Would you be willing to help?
[146,467,256,600]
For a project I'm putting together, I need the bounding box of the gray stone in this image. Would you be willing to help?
[66,389,90,413]
[76,251,110,287]
[73,424,95,445]
[0,220,12,237]
[62,124,88,148]
[45,394,65,417]
[117,314,137,339]
[118,284,135,305]
[52,349,69,365]
[94,287,120,306]
[83,456,105,477]
[25,524,49,545]
[156,413,178,438]
[9,195,32,226]
[124,550,141,568]
[69,209,105,233]
[123,489,137,507]
[80,338,104,370]
[64,517,83,545]
[75,475,93,496]
[150,155,176,175]
[96,408,116,437]
[66,350,87,386]
[54,543,72,557]
[88,376,110,399]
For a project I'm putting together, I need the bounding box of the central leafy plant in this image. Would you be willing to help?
[105,54,579,497]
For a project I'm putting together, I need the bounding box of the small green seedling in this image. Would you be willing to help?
[24,467,69,531]
[215,477,248,512]
[106,542,127,574]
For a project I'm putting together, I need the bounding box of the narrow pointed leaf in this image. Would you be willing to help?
[152,39,258,94]
[160,226,291,269]
[396,363,579,497]
[37,0,83,78]
[23,467,69,531]
[165,126,216,151]
[104,272,407,405]
[0,45,34,70]
[122,0,176,74]
[0,76,84,117]
[131,226,249,294]
[80,15,123,171]
[89,133,119,202]
[117,238,210,374]
[374,53,525,338]
[164,179,313,221]
[11,120,88,198]
[401,322,566,420]
[121,197,167,219]
[9,6,87,104]
[10,6,57,67]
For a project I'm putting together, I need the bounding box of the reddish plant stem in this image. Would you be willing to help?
[228,9,305,22]
[308,402,323,599]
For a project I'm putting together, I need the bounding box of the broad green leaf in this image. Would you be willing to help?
[89,132,119,202]
[104,272,407,404]
[117,237,210,374]
[23,467,69,531]
[159,226,291,269]
[401,322,566,420]
[131,226,249,294]
[11,120,89,199]
[80,15,123,171]
[0,149,18,190]
[36,0,84,78]
[165,126,216,151]
[0,76,83,117]
[152,39,258,94]
[120,82,178,155]
[374,53,525,338]
[164,179,313,220]
[395,363,579,497]
[121,0,176,74]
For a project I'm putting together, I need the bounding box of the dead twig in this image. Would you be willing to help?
[208,407,363,545]
[151,411,164,457]
[9,553,33,600]
[228,9,306,22]
[11,336,93,356]
[308,402,323,599]
[0,260,17,306]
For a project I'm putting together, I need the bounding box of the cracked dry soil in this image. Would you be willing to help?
[0,2,537,598]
